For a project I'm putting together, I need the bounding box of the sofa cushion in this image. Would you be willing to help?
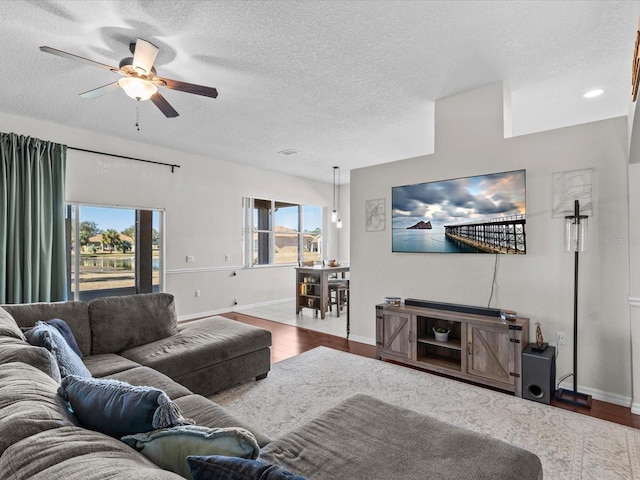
[0,337,61,382]
[173,394,271,448]
[106,366,192,400]
[122,425,260,478]
[0,307,27,340]
[26,321,92,379]
[120,316,271,383]
[0,426,183,480]
[59,375,191,438]
[1,301,91,356]
[258,394,544,480]
[0,362,77,455]
[88,293,178,355]
[83,353,142,378]
[187,455,306,480]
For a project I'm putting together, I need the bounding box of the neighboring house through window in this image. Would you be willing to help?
[243,197,323,267]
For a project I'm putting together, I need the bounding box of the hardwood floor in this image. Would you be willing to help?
[222,311,640,429]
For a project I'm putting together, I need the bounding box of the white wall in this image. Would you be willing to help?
[350,83,631,404]
[0,112,345,318]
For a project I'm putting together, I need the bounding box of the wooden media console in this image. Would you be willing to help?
[376,300,529,396]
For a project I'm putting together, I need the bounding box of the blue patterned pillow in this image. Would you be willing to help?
[187,455,306,480]
[59,375,191,438]
[45,318,83,358]
[26,321,91,379]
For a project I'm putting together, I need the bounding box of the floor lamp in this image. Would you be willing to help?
[556,199,592,408]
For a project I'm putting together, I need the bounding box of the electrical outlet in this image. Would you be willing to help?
[556,331,567,346]
[195,290,201,298]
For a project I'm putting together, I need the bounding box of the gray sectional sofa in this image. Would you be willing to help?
[2,293,271,396]
[0,293,544,479]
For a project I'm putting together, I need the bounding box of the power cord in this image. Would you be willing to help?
[487,254,499,308]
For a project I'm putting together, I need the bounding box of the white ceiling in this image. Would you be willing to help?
[0,1,638,184]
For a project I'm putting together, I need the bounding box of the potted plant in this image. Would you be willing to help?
[432,327,450,342]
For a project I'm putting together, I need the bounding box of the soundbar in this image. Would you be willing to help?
[404,298,502,318]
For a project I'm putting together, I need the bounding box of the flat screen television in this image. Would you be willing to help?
[392,169,526,254]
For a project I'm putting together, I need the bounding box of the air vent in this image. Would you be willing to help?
[277,148,300,156]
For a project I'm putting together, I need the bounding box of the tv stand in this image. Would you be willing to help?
[376,301,529,396]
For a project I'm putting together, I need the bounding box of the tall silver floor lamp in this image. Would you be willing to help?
[556,199,592,408]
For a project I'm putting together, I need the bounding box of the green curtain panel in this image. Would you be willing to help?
[0,132,67,303]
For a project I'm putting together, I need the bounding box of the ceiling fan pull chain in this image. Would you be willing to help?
[136,100,140,131]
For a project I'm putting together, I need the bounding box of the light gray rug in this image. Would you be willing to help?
[211,346,640,479]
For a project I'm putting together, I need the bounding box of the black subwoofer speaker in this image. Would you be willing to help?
[522,344,556,405]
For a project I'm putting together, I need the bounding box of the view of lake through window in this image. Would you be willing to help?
[68,205,162,300]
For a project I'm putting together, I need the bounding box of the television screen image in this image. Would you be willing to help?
[392,169,526,254]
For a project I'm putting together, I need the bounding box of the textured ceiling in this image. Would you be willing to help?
[0,1,638,183]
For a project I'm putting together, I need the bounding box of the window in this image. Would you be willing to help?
[66,204,163,300]
[243,197,322,267]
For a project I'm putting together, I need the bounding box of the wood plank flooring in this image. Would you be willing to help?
[221,311,640,429]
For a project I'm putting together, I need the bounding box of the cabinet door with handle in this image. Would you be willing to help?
[377,310,413,361]
[466,323,516,386]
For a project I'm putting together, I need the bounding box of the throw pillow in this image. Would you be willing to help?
[123,425,260,479]
[59,375,191,438]
[187,455,306,480]
[45,318,83,358]
[26,321,91,379]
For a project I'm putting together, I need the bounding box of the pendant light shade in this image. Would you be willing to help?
[118,76,157,101]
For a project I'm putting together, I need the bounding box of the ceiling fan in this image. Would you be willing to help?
[39,38,218,118]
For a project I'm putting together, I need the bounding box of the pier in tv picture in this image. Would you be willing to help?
[392,169,526,254]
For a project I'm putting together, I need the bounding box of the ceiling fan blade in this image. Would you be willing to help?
[150,92,179,118]
[79,81,121,99]
[157,77,218,98]
[132,38,159,75]
[39,46,117,71]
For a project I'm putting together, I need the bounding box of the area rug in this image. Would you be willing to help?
[210,346,640,479]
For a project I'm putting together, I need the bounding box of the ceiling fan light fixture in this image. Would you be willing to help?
[118,76,157,101]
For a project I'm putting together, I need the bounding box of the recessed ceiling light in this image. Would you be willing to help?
[583,89,604,98]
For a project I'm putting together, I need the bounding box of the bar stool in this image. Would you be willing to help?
[328,279,349,317]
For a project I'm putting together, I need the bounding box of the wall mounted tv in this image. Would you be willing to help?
[392,169,526,254]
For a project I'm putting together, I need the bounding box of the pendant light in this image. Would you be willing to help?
[336,166,343,229]
[331,166,338,223]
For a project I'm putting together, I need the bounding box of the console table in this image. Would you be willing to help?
[296,265,349,320]
[376,301,529,396]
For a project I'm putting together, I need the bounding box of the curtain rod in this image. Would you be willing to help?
[67,146,181,173]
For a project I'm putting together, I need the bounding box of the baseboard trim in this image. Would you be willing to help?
[348,334,376,346]
[178,308,232,321]
[557,379,632,408]
[234,298,295,311]
[178,298,295,322]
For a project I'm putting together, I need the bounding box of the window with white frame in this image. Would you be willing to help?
[243,197,322,266]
